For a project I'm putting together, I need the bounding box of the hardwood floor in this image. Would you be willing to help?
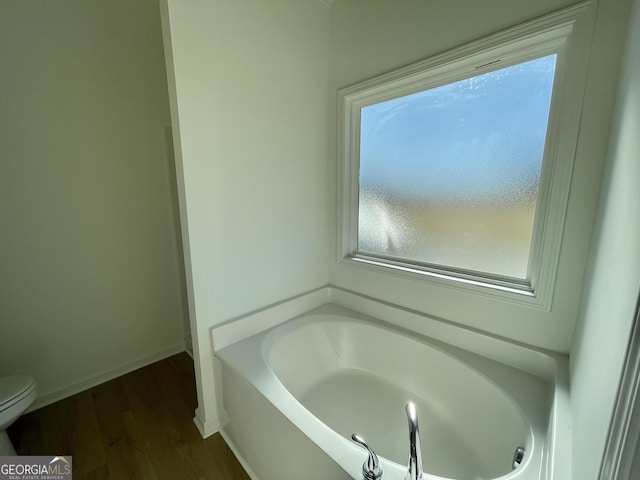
[7,353,251,480]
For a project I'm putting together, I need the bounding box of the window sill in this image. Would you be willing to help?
[342,254,551,311]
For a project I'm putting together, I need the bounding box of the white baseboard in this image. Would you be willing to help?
[193,407,219,438]
[29,342,187,412]
[218,428,260,480]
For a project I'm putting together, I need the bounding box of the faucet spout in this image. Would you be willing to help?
[404,401,423,480]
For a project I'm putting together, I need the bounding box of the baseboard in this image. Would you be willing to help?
[218,428,260,480]
[193,407,219,438]
[29,342,187,412]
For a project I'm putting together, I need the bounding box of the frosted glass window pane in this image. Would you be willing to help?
[358,55,556,279]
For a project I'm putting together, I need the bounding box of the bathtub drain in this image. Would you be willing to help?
[512,446,526,470]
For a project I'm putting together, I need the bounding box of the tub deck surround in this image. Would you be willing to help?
[211,288,571,480]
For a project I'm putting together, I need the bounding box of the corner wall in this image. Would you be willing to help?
[160,0,331,434]
[569,0,640,477]
[0,0,187,407]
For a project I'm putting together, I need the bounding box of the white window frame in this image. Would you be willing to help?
[337,2,591,310]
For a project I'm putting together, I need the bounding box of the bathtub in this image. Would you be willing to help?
[214,302,568,480]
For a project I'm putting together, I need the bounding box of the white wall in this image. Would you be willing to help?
[160,0,331,434]
[0,0,187,408]
[569,0,640,477]
[162,0,634,441]
[328,0,631,353]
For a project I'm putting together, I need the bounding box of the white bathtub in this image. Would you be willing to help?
[215,302,569,480]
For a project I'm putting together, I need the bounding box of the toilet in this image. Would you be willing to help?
[0,375,36,455]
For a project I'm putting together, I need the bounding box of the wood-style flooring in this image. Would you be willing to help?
[8,353,251,480]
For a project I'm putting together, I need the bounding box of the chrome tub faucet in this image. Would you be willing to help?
[352,401,423,480]
[404,401,423,480]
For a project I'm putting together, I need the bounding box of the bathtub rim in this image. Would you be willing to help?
[212,286,563,381]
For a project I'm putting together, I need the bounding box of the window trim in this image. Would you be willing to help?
[336,2,591,310]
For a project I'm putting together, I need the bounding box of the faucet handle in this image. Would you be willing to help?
[351,433,383,480]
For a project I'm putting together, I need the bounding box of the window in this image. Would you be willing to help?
[359,54,556,280]
[337,4,589,308]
